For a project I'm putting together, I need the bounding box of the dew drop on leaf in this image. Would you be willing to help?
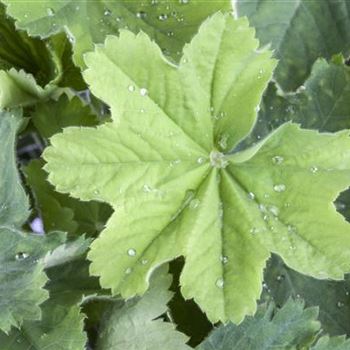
[276,275,285,282]
[125,267,132,274]
[136,11,147,19]
[247,192,255,200]
[141,259,148,265]
[337,301,344,308]
[268,205,280,217]
[158,14,168,21]
[140,88,148,96]
[127,248,136,257]
[273,184,286,193]
[272,155,284,165]
[143,184,152,193]
[197,157,206,164]
[104,8,112,16]
[128,85,135,92]
[47,7,55,16]
[189,198,200,209]
[216,278,224,289]
[179,0,190,3]
[15,252,29,261]
[310,166,318,174]
[220,255,228,264]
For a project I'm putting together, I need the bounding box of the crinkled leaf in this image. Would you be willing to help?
[25,159,112,236]
[312,336,350,350]
[236,0,350,91]
[44,14,350,324]
[0,109,67,332]
[3,0,231,67]
[197,299,320,350]
[264,255,350,337]
[97,265,190,350]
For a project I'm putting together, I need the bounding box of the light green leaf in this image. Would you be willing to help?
[197,299,320,350]
[312,336,350,350]
[236,0,350,91]
[44,14,350,324]
[25,159,112,236]
[97,265,190,350]
[264,255,350,338]
[0,68,58,108]
[3,0,231,67]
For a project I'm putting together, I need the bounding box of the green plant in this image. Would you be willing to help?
[1,1,350,349]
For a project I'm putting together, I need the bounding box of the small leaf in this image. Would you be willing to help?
[97,265,190,350]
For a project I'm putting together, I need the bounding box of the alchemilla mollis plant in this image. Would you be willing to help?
[1,0,350,349]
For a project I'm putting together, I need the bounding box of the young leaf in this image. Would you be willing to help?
[264,255,350,337]
[43,13,350,324]
[97,265,190,350]
[2,0,231,66]
[236,0,350,91]
[197,299,320,350]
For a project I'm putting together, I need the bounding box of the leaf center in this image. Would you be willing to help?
[210,151,228,169]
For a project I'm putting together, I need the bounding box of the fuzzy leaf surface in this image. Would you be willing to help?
[44,14,350,323]
[3,0,231,66]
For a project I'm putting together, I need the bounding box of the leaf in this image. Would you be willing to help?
[3,0,231,67]
[236,0,350,91]
[31,94,98,139]
[25,159,112,236]
[197,299,320,350]
[264,255,350,337]
[312,336,350,350]
[43,13,350,324]
[97,265,190,350]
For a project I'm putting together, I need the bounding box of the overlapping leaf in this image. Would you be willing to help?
[236,0,350,91]
[97,265,190,350]
[197,299,320,350]
[44,13,350,324]
[0,109,68,333]
[2,0,231,67]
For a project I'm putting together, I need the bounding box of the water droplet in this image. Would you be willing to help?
[272,156,284,165]
[220,255,228,264]
[346,291,349,296]
[263,193,270,199]
[248,192,255,200]
[141,259,148,265]
[268,205,280,217]
[167,31,174,37]
[104,8,112,16]
[179,0,190,3]
[140,108,145,113]
[250,227,259,234]
[310,166,318,174]
[47,7,55,16]
[158,13,168,21]
[216,278,224,289]
[287,225,297,233]
[136,11,147,19]
[128,85,135,92]
[170,159,181,167]
[276,274,285,282]
[93,189,100,195]
[151,0,158,4]
[140,88,148,96]
[125,267,132,274]
[197,157,206,164]
[143,184,152,193]
[273,184,286,193]
[218,134,228,150]
[15,252,29,261]
[127,248,136,257]
[189,198,200,209]
[337,301,344,308]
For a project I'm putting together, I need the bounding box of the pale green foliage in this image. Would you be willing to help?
[236,0,350,91]
[197,299,320,350]
[97,266,190,350]
[312,336,350,350]
[3,0,231,66]
[43,13,350,325]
